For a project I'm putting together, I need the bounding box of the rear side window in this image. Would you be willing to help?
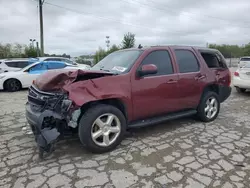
[5,61,18,68]
[140,50,174,76]
[200,52,227,68]
[5,61,29,68]
[174,50,199,73]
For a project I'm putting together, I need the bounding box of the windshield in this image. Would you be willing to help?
[240,57,250,61]
[92,50,143,74]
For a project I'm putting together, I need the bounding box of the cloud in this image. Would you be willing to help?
[0,0,250,56]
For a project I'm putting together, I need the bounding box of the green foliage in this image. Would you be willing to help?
[24,45,38,58]
[93,45,121,64]
[0,42,70,59]
[122,32,135,49]
[208,43,250,58]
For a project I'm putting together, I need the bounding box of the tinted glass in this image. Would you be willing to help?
[17,61,29,68]
[175,50,199,73]
[140,50,173,76]
[240,58,250,61]
[5,61,18,68]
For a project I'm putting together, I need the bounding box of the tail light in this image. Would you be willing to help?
[234,71,239,76]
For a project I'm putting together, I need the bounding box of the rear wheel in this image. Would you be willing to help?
[78,104,126,153]
[197,91,220,122]
[236,87,246,93]
[5,79,22,92]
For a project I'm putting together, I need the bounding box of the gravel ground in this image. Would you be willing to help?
[1,81,250,187]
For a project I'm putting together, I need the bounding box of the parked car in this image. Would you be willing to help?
[238,56,250,68]
[29,57,91,69]
[0,60,89,92]
[0,58,29,73]
[233,62,250,93]
[25,46,231,158]
[30,56,76,64]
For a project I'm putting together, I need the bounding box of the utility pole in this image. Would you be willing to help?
[36,42,40,57]
[39,0,44,56]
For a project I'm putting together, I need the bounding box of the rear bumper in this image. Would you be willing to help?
[233,77,250,89]
[218,85,231,103]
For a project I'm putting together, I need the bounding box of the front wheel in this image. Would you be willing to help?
[78,104,126,153]
[197,91,220,122]
[5,79,21,92]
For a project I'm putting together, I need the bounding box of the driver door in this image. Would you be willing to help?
[131,49,180,120]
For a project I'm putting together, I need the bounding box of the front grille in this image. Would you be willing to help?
[28,85,56,106]
[28,85,64,112]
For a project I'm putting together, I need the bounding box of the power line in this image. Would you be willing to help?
[37,0,250,35]
[122,0,250,29]
[39,1,198,35]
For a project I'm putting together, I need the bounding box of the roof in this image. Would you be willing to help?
[118,45,218,52]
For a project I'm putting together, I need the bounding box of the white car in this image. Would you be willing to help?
[0,61,89,92]
[0,59,29,73]
[233,62,250,93]
[238,56,250,68]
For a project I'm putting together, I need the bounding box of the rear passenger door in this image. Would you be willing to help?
[173,48,205,109]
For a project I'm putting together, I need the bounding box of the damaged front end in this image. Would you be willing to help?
[25,85,81,159]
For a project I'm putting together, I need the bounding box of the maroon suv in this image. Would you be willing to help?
[25,46,231,157]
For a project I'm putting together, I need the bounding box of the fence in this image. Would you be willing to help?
[225,58,239,67]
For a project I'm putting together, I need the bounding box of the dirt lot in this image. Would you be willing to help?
[1,85,250,187]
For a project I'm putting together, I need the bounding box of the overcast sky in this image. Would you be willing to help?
[1,0,250,56]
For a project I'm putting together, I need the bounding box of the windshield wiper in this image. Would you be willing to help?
[99,68,118,75]
[100,68,110,72]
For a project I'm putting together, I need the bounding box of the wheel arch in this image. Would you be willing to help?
[198,84,219,104]
[3,78,22,90]
[79,98,128,123]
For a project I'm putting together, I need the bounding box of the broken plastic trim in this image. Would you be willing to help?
[68,108,81,128]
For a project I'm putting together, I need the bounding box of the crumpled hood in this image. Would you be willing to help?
[34,69,114,92]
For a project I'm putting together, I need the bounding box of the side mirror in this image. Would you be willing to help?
[137,64,158,77]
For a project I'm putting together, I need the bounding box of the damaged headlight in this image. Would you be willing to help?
[61,99,72,112]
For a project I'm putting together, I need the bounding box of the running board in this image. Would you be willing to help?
[127,110,197,128]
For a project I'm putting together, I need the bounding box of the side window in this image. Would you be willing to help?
[200,52,227,68]
[47,62,66,70]
[5,61,18,68]
[140,50,174,76]
[29,63,47,72]
[17,61,29,68]
[175,50,199,73]
[45,58,59,61]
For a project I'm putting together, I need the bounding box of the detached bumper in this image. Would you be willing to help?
[218,85,231,103]
[25,102,61,153]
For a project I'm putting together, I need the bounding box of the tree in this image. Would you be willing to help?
[122,32,135,49]
[24,45,37,58]
[108,44,120,53]
[94,47,107,64]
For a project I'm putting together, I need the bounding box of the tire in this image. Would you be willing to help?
[197,91,220,122]
[5,79,22,92]
[78,104,126,153]
[236,87,246,93]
